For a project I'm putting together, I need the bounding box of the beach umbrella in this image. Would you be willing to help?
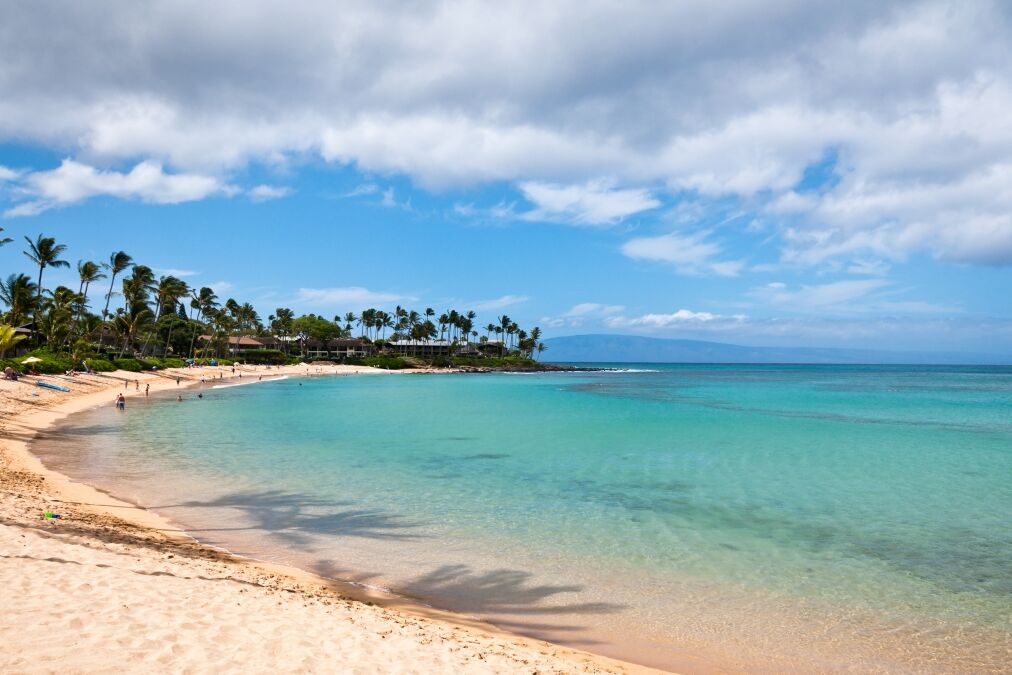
[21,356,43,364]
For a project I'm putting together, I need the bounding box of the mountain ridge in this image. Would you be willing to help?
[542,334,1012,365]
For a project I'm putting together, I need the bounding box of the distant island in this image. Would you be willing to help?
[543,334,1012,366]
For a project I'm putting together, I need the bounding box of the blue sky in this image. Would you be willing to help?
[1,1,1011,354]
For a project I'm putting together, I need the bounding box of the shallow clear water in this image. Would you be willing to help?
[34,366,1012,673]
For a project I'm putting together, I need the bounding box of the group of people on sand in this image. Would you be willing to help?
[110,363,279,411]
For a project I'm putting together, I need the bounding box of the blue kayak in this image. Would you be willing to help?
[36,381,71,392]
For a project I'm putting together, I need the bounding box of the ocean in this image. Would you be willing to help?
[33,365,1012,673]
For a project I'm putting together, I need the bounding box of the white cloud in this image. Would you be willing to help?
[295,286,414,307]
[541,302,626,328]
[605,310,748,328]
[469,294,529,311]
[565,303,625,317]
[1,2,1011,264]
[3,159,228,216]
[381,187,396,207]
[206,280,234,293]
[154,268,199,278]
[0,166,19,181]
[847,259,890,276]
[518,180,659,226]
[344,183,379,198]
[248,184,291,201]
[452,201,517,220]
[621,230,743,276]
[745,278,958,315]
[750,279,891,309]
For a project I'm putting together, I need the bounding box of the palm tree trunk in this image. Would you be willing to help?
[188,323,199,359]
[102,273,118,348]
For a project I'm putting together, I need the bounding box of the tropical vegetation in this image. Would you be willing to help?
[0,229,547,372]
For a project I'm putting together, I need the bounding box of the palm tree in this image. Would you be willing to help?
[536,342,546,360]
[23,235,70,303]
[148,276,190,355]
[0,324,27,358]
[77,260,106,307]
[102,251,133,319]
[39,286,79,348]
[0,227,12,247]
[498,314,511,353]
[121,265,155,316]
[115,307,153,358]
[0,274,39,327]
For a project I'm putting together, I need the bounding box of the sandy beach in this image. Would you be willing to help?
[1,364,656,674]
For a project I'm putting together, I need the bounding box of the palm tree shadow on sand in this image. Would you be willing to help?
[152,490,623,646]
[307,560,624,647]
[150,488,424,546]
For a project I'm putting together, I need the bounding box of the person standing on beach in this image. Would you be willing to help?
[115,393,125,410]
[176,376,181,385]
[145,383,149,396]
[135,380,139,390]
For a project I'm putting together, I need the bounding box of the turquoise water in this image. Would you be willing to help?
[35,366,1012,672]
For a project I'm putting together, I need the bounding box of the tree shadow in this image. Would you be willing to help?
[150,488,424,545]
[397,564,625,646]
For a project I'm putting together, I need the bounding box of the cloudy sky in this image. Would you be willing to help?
[1,1,1010,353]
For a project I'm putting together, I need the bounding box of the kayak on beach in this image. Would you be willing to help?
[35,381,71,393]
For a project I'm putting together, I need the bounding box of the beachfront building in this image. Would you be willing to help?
[198,335,268,355]
[388,339,452,357]
[300,338,374,359]
[331,339,374,358]
[479,339,506,355]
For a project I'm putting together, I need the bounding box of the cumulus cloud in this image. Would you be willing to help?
[605,310,748,328]
[154,268,198,278]
[540,302,626,328]
[248,184,291,201]
[518,181,660,225]
[621,230,744,276]
[1,2,1011,263]
[469,294,529,311]
[3,159,228,216]
[295,286,414,307]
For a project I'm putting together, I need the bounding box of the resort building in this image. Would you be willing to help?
[389,339,452,357]
[198,335,269,355]
[300,338,374,359]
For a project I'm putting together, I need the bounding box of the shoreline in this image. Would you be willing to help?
[1,364,659,674]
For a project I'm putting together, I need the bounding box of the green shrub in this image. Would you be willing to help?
[83,358,116,372]
[1,349,73,374]
[360,355,411,370]
[112,358,144,372]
